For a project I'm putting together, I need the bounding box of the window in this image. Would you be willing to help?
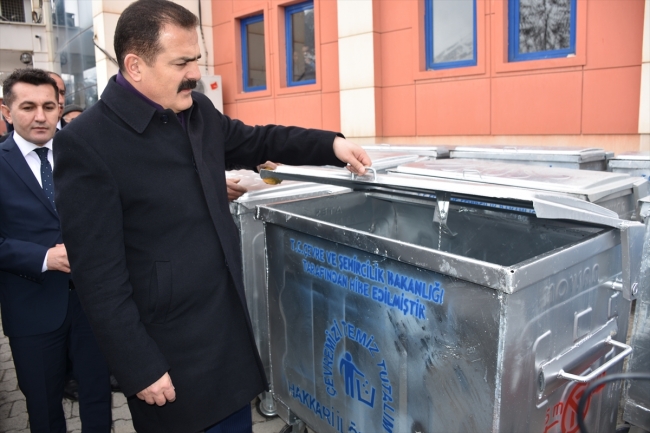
[508,0,576,62]
[285,1,316,87]
[0,0,26,22]
[241,14,266,92]
[424,0,476,70]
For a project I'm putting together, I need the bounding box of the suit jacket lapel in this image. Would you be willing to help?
[1,137,58,218]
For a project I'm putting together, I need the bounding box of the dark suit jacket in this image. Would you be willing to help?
[0,136,70,338]
[53,76,343,433]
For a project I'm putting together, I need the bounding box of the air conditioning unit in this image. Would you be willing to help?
[195,75,223,112]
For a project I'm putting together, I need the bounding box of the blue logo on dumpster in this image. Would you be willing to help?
[316,318,396,432]
[340,352,376,407]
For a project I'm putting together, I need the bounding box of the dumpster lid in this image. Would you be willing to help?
[450,145,607,162]
[393,159,638,202]
[363,144,449,158]
[259,165,625,227]
[608,152,650,162]
[227,169,347,209]
[226,150,421,206]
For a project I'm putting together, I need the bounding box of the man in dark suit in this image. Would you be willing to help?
[52,1,371,432]
[0,68,112,433]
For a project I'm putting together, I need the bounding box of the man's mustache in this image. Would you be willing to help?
[178,79,198,92]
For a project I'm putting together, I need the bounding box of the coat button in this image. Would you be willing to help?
[161,115,169,124]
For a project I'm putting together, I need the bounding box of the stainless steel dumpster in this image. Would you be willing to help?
[622,196,650,432]
[256,165,644,433]
[393,159,650,221]
[450,146,609,170]
[608,152,650,180]
[227,153,430,416]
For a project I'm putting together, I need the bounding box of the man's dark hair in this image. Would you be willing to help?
[114,0,198,71]
[2,68,59,108]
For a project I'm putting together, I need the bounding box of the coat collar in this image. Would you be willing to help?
[100,76,159,134]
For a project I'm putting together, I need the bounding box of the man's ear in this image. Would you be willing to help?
[123,54,143,82]
[1,105,13,125]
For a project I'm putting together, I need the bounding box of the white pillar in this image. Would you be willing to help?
[92,0,125,96]
[337,0,378,139]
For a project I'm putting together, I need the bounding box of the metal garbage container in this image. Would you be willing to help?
[255,165,644,433]
[622,196,650,432]
[392,159,650,221]
[450,146,610,170]
[226,152,431,417]
[228,169,348,417]
[608,152,650,180]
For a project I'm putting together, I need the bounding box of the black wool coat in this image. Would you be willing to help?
[53,76,342,433]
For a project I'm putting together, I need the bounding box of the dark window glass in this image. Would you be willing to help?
[242,14,266,92]
[425,0,476,70]
[509,0,576,61]
[0,0,26,22]
[56,0,97,108]
[286,1,315,86]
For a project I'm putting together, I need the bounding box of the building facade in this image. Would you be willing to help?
[211,0,649,153]
[5,0,648,153]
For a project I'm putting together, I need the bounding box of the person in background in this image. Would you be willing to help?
[62,104,83,123]
[0,68,112,433]
[52,1,371,432]
[47,72,67,129]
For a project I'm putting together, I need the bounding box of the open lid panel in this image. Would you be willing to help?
[226,169,347,209]
[450,145,607,163]
[363,144,449,158]
[259,164,624,228]
[392,159,641,203]
[226,150,422,206]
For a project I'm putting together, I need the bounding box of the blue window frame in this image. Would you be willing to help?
[241,14,266,92]
[424,0,477,70]
[508,0,577,62]
[285,1,316,87]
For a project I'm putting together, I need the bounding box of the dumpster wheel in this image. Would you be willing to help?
[255,397,278,419]
[279,423,307,433]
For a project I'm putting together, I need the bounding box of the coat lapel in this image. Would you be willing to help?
[1,137,58,218]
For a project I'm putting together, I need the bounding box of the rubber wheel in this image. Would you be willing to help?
[255,398,277,419]
[615,424,631,433]
[279,423,307,433]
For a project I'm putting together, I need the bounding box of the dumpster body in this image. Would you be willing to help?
[608,152,650,180]
[228,170,348,415]
[622,197,650,431]
[256,166,643,433]
[393,159,650,221]
[227,152,431,415]
[450,146,609,170]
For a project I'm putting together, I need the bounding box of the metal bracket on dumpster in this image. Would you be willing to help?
[619,220,645,300]
[537,318,629,399]
[638,195,650,223]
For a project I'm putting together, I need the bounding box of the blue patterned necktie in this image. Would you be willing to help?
[34,147,55,210]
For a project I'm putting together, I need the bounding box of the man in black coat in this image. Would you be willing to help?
[52,1,371,432]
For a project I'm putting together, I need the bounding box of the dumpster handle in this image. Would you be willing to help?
[352,167,377,182]
[557,337,632,383]
[462,169,482,179]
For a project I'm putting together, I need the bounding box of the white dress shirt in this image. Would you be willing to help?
[12,131,55,187]
[12,131,55,272]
